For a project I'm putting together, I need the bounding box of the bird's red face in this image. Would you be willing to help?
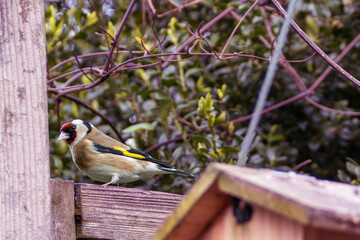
[57,119,92,145]
[57,122,77,145]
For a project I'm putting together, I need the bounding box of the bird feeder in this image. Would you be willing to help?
[154,163,360,240]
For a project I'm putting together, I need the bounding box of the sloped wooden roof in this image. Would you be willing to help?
[154,163,360,239]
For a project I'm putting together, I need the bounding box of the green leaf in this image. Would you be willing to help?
[162,65,176,77]
[154,92,170,101]
[53,156,63,170]
[191,135,210,146]
[122,123,154,134]
[217,88,224,100]
[135,69,150,86]
[221,146,239,153]
[56,140,68,155]
[205,93,213,111]
[162,78,177,87]
[185,67,202,78]
[71,102,79,116]
[172,146,184,160]
[207,151,218,160]
[305,15,319,41]
[208,113,215,128]
[198,148,210,155]
[214,111,227,125]
[337,169,351,183]
[197,96,206,117]
[141,89,159,98]
[228,121,234,133]
[345,157,359,166]
[196,76,211,93]
[74,31,87,39]
[346,161,360,177]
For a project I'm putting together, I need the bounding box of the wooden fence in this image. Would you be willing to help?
[51,180,183,239]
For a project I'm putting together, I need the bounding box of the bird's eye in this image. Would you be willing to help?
[70,125,76,130]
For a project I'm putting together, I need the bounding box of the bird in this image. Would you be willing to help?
[57,119,195,186]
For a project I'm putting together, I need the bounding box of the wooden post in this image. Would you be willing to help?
[0,0,51,239]
[51,180,76,240]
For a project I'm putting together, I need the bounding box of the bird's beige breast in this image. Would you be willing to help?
[71,139,95,171]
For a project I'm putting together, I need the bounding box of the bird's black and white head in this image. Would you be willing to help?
[57,119,92,147]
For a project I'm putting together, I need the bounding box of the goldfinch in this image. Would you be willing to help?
[57,119,195,185]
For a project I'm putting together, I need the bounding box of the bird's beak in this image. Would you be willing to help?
[57,132,70,142]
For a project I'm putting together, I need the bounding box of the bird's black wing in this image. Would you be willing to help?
[93,144,172,169]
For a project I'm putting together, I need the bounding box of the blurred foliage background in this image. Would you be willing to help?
[46,0,360,194]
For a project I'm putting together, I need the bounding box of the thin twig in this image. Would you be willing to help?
[154,0,206,18]
[161,7,235,68]
[103,0,137,74]
[88,0,112,49]
[74,54,94,83]
[293,159,312,171]
[220,0,261,58]
[271,0,360,88]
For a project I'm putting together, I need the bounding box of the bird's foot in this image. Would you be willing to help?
[102,175,120,186]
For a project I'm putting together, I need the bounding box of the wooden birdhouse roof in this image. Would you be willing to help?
[154,163,360,240]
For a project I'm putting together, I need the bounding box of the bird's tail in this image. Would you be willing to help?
[159,166,196,179]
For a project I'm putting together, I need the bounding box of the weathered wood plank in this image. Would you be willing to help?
[164,182,231,240]
[153,167,222,240]
[155,163,360,239]
[75,183,183,240]
[217,164,360,234]
[0,0,51,239]
[305,226,360,240]
[51,179,76,240]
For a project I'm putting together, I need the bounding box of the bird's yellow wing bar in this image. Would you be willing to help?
[113,146,146,159]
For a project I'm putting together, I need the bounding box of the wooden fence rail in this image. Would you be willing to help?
[51,179,183,240]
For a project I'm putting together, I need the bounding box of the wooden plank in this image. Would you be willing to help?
[200,204,305,240]
[216,164,360,234]
[50,179,76,240]
[0,0,51,239]
[153,165,225,240]
[165,182,231,240]
[74,183,183,240]
[305,226,360,240]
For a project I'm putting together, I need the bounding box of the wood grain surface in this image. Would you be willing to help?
[0,0,51,239]
[217,164,360,234]
[74,183,184,240]
[155,163,360,239]
[51,179,76,240]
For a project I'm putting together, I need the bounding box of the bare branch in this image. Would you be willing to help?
[271,0,360,88]
[220,0,261,58]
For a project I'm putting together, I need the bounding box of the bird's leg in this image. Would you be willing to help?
[102,175,120,186]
